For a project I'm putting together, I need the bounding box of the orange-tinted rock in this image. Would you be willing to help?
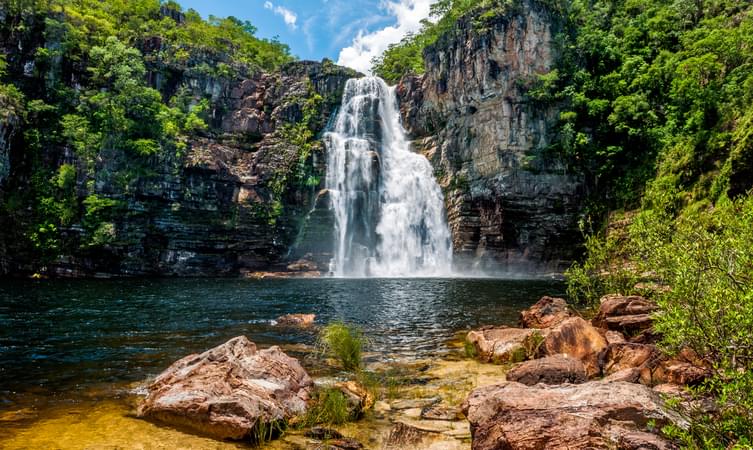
[637,348,710,386]
[600,343,661,377]
[640,359,710,387]
[462,381,682,450]
[138,336,313,440]
[592,295,658,333]
[542,317,607,377]
[276,313,316,327]
[519,296,573,329]
[605,330,627,345]
[603,368,641,383]
[506,355,587,386]
[466,327,537,363]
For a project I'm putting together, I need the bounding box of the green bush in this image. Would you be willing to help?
[300,388,351,427]
[565,232,639,307]
[319,322,366,371]
[574,194,753,447]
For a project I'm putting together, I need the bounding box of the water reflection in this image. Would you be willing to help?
[0,277,563,409]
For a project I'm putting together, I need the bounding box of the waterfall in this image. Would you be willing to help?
[325,77,453,277]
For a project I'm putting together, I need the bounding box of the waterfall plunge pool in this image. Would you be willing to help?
[0,278,562,412]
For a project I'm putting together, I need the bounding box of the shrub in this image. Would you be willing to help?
[300,388,351,426]
[565,232,639,307]
[319,322,366,371]
[631,195,753,447]
[463,339,478,359]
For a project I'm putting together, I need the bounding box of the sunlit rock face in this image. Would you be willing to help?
[398,1,585,274]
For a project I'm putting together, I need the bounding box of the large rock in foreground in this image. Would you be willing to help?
[138,336,313,440]
[462,381,682,450]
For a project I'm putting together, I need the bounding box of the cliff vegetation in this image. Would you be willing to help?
[0,0,356,276]
[379,0,753,447]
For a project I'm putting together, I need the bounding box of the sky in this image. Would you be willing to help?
[178,0,437,74]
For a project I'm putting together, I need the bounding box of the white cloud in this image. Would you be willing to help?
[336,0,436,74]
[264,1,298,30]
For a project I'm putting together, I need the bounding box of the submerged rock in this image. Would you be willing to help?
[519,296,573,329]
[506,354,587,386]
[276,313,316,327]
[466,327,538,363]
[138,336,313,441]
[541,317,607,378]
[462,380,683,450]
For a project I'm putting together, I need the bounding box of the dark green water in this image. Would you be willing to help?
[0,278,563,411]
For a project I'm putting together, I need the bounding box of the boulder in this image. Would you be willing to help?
[466,327,538,363]
[541,317,607,377]
[276,313,316,327]
[462,381,684,450]
[138,336,313,440]
[600,343,661,377]
[640,357,710,387]
[518,296,573,329]
[592,295,658,333]
[506,355,587,386]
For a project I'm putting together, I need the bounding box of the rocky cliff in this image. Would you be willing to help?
[398,1,584,274]
[0,5,357,277]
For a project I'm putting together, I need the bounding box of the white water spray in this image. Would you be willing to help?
[325,77,453,277]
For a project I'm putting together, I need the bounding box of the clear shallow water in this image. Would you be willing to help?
[0,277,563,411]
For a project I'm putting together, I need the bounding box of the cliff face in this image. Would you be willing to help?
[398,2,584,273]
[3,60,353,277]
[0,5,356,277]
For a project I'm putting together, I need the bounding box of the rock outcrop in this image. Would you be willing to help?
[397,1,584,273]
[0,6,357,277]
[462,381,682,450]
[506,354,587,385]
[466,327,537,363]
[541,317,607,377]
[592,295,658,333]
[138,336,313,441]
[519,296,573,329]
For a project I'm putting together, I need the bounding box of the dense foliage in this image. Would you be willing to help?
[543,1,753,446]
[376,0,753,446]
[0,0,294,264]
[372,0,489,84]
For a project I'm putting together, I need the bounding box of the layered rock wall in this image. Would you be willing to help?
[398,1,584,273]
[0,6,355,277]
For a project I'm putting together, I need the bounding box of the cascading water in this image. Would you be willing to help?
[325,77,453,277]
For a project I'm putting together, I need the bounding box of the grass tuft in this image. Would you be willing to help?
[319,321,366,371]
[300,388,351,427]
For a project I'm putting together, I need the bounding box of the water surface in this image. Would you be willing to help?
[0,277,563,412]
